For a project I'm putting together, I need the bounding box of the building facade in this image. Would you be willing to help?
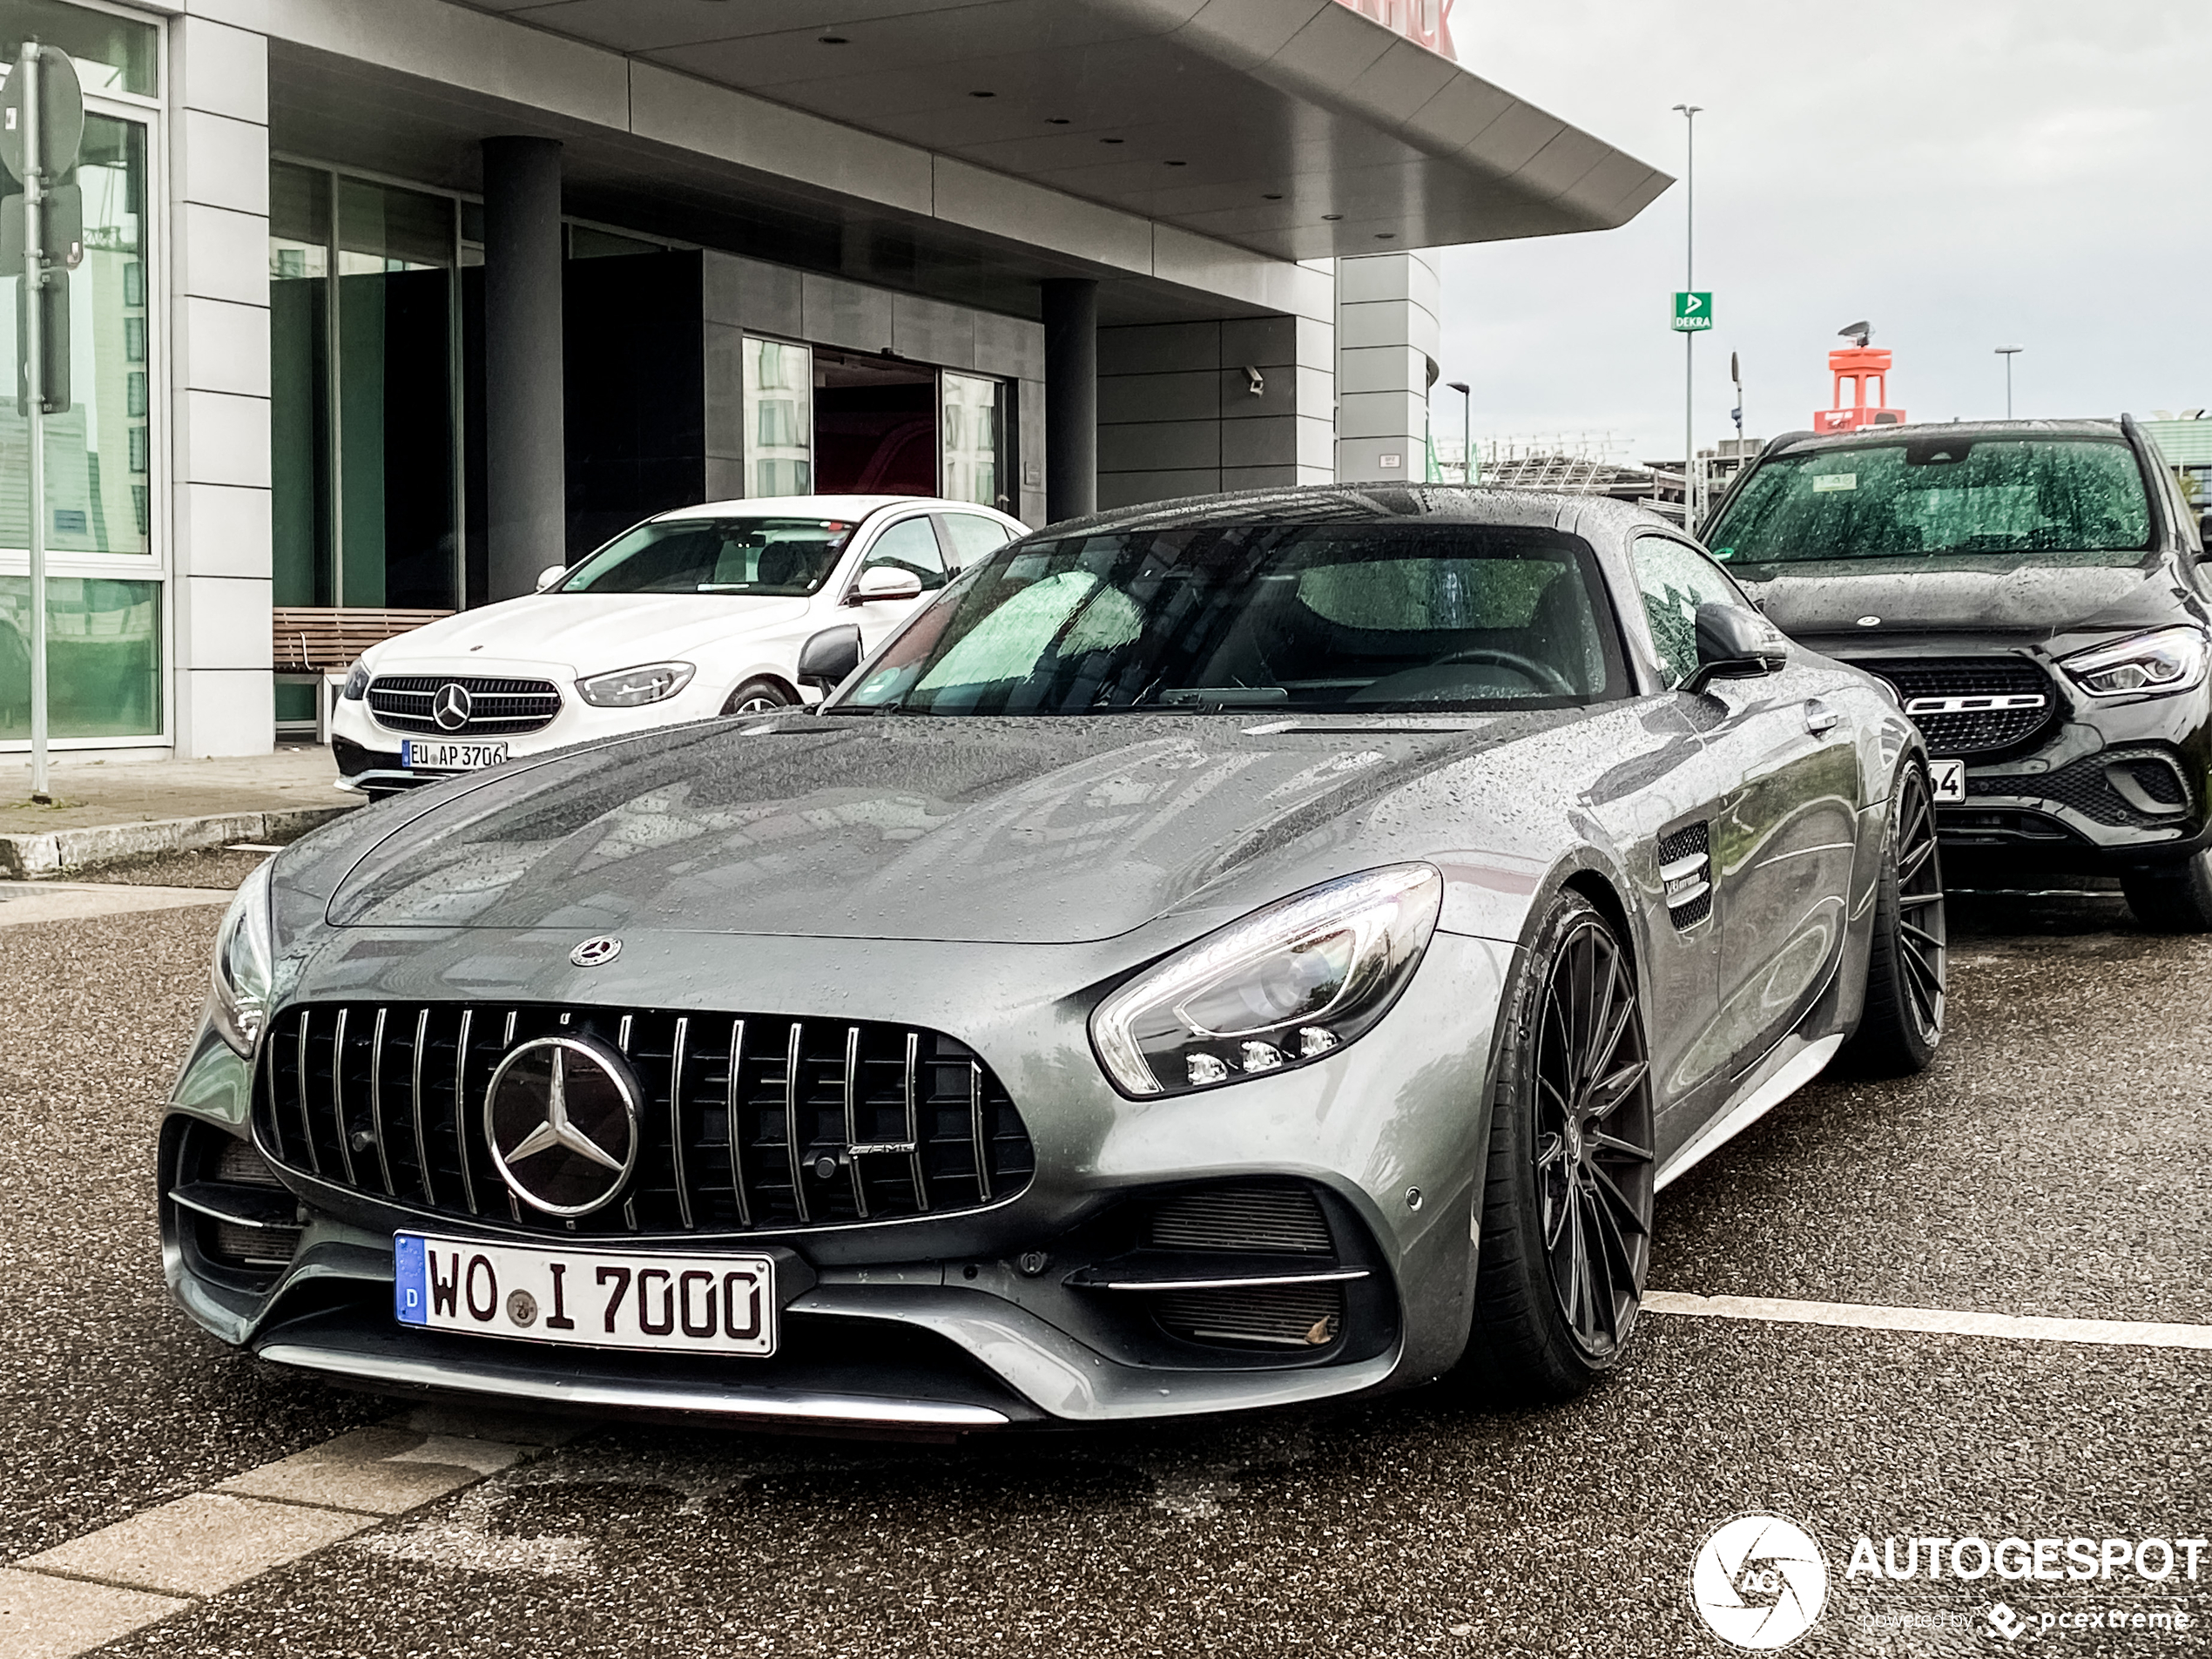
[0,0,1665,758]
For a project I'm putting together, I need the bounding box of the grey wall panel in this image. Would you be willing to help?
[1221,415,1298,469]
[703,322,745,462]
[894,293,977,371]
[1098,320,1222,377]
[1100,418,1223,473]
[1100,369,1222,425]
[803,273,895,352]
[1220,314,1298,369]
[701,250,745,329]
[1097,469,1222,510]
[705,455,746,503]
[1223,465,1299,492]
[737,257,804,338]
[1017,375,1048,527]
[976,311,1047,381]
[1217,365,1302,421]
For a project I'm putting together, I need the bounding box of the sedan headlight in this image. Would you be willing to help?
[208,861,275,1057]
[2060,626,2209,698]
[577,661,697,708]
[1089,864,1444,1097]
[341,658,370,700]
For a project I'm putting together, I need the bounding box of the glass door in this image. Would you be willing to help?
[940,371,1005,509]
[743,338,812,496]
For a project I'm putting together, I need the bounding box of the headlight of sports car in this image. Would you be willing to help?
[340,658,369,700]
[2060,626,2209,698]
[1090,864,1444,1097]
[208,860,275,1057]
[577,661,697,708]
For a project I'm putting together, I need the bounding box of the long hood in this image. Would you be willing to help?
[370,592,813,672]
[319,713,1566,944]
[1732,552,2187,640]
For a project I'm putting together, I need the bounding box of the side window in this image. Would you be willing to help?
[861,516,949,590]
[938,513,1015,569]
[1632,536,1756,688]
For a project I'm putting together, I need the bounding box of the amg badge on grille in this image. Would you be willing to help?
[570,935,622,968]
[484,1035,641,1217]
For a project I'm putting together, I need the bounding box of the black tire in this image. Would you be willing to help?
[1838,762,1946,1077]
[720,678,795,717]
[2121,850,2212,933]
[1459,890,1656,1404]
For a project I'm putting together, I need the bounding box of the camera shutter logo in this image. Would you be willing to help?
[1690,1514,1829,1649]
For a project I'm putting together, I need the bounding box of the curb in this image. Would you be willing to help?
[0,802,360,880]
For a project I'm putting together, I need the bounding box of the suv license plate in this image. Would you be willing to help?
[394,1234,776,1357]
[1930,759,1966,803]
[402,738,509,772]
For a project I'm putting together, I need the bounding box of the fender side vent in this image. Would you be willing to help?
[1657,822,1712,929]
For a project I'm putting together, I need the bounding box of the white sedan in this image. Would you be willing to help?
[330,495,1027,795]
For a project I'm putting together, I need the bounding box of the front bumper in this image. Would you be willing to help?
[161,928,1514,1432]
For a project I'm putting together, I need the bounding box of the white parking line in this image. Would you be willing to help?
[1646,1291,2212,1351]
[0,882,232,927]
[0,1412,573,1659]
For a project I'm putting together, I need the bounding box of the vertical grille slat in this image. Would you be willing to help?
[256,1002,1034,1238]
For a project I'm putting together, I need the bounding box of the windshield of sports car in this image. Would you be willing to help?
[827,523,1625,715]
[1705,437,2152,564]
[557,517,856,596]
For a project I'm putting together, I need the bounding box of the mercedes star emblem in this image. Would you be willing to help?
[432,682,474,730]
[483,1035,640,1217]
[570,935,622,968]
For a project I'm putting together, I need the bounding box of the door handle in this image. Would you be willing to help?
[1804,698,1838,736]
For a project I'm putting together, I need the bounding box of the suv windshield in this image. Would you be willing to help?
[558,517,856,596]
[830,523,1623,716]
[1707,437,2152,563]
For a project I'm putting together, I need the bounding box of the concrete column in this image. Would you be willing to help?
[1042,278,1097,523]
[482,138,565,599]
[1336,251,1440,483]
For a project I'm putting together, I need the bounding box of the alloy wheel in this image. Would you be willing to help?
[732,694,784,714]
[1893,766,1947,1042]
[1532,918,1655,1359]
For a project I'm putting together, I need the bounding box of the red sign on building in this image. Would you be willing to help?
[1334,0,1457,61]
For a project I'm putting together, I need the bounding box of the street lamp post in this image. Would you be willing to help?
[1673,103,1703,527]
[1995,346,2022,419]
[1447,381,1472,484]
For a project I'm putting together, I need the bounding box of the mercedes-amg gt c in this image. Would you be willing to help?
[162,487,1943,1432]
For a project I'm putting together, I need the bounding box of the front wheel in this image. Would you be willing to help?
[720,678,795,717]
[1459,890,1656,1404]
[2121,849,2212,933]
[1838,760,1946,1076]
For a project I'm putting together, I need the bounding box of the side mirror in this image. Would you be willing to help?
[852,565,925,604]
[2197,510,2211,554]
[1684,602,1789,693]
[536,563,568,592]
[796,624,863,691]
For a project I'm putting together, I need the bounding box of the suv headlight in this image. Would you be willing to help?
[1089,864,1444,1097]
[208,861,275,1057]
[577,661,697,708]
[341,658,370,700]
[2060,626,2210,698]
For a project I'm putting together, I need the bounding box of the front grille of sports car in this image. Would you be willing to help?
[367,676,562,735]
[1966,747,2196,829]
[252,1003,1036,1237]
[1845,657,2056,755]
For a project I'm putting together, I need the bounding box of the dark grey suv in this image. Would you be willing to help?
[1705,417,2212,929]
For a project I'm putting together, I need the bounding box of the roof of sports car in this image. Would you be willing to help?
[1042,483,1672,538]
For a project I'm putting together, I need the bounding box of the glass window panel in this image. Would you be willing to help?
[0,112,149,555]
[0,1,157,97]
[270,164,332,607]
[941,370,1003,508]
[861,515,947,590]
[0,575,160,737]
[1631,536,1754,688]
[743,337,812,497]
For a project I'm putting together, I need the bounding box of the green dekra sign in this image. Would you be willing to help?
[1672,291,1713,332]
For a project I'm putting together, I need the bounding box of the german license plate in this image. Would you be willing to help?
[401,738,509,771]
[394,1233,776,1356]
[1930,759,1966,803]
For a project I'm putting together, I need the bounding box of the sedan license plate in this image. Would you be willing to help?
[1930,759,1966,803]
[401,738,509,772]
[394,1234,776,1357]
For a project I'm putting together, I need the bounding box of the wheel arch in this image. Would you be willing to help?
[719,671,803,713]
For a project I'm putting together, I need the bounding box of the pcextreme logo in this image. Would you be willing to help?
[1690,1514,1831,1649]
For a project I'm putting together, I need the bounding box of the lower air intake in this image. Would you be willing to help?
[1144,1181,1332,1254]
[1153,1283,1345,1349]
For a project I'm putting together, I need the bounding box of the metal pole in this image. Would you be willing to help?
[1995,346,2021,419]
[22,41,51,802]
[1675,104,1701,529]
[1461,382,1473,484]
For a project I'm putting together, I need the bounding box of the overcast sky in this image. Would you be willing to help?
[1434,0,2212,466]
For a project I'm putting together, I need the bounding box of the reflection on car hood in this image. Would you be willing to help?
[1730,552,2187,639]
[369,592,814,671]
[322,712,1574,943]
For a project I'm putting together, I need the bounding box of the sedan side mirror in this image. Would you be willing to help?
[1684,602,1789,693]
[796,624,863,691]
[536,563,568,592]
[852,565,925,604]
[2197,509,2212,554]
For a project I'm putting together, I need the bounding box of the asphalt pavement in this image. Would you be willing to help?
[1,877,2205,1657]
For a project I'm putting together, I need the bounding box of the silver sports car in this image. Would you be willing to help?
[162,487,1945,1431]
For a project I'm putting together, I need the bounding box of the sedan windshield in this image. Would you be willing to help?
[557,517,856,596]
[829,523,1623,716]
[1706,437,2152,563]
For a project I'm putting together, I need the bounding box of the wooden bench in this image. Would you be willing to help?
[273,607,453,741]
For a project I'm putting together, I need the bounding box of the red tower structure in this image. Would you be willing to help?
[1815,321,1905,433]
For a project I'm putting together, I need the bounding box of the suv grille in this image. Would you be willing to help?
[253,1003,1036,1237]
[368,676,562,736]
[1847,657,2055,755]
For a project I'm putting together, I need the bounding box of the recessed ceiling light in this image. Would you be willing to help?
[1262,192,1283,200]
[969,90,995,98]
[1046,117,1070,125]
[1374,232,1395,239]
[818,33,847,44]
[1164,159,1186,166]
[1101,137,1124,145]
[1321,213,1343,221]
